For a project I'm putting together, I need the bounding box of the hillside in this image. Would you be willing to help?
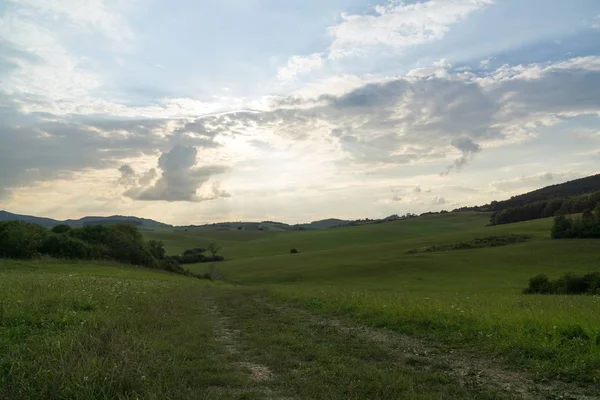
[173,218,352,232]
[2,211,599,398]
[0,210,61,227]
[0,210,171,228]
[455,173,600,213]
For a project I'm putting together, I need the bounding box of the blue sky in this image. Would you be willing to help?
[1,0,600,224]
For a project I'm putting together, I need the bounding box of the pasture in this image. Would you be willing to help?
[150,213,600,389]
[0,212,598,399]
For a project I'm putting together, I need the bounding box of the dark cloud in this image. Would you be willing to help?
[442,137,482,175]
[491,69,600,119]
[118,165,137,186]
[122,145,230,202]
[0,95,222,197]
[1,57,600,200]
[185,59,600,173]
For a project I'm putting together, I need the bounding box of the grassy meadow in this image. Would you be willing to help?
[149,213,600,386]
[1,212,599,398]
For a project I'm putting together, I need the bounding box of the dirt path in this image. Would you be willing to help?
[205,275,599,400]
[254,297,598,400]
[205,298,295,400]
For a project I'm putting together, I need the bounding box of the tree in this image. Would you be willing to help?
[207,242,221,257]
[148,240,166,260]
[551,215,572,239]
[51,224,71,234]
[0,221,47,259]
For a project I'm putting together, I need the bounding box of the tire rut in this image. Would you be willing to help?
[254,297,598,400]
[206,298,294,400]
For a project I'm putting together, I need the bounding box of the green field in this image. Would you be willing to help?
[1,213,599,399]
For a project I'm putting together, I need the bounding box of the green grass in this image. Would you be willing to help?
[3,212,600,398]
[202,214,600,385]
[0,258,516,399]
[0,260,261,399]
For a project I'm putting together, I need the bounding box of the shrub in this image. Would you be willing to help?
[551,214,600,239]
[290,248,299,254]
[40,233,104,259]
[148,240,166,260]
[68,224,155,267]
[183,248,206,256]
[523,274,552,294]
[51,224,71,234]
[170,248,224,264]
[585,272,600,294]
[554,273,589,294]
[160,258,184,273]
[524,272,600,295]
[0,221,47,259]
[408,235,530,254]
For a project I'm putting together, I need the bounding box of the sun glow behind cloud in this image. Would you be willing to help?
[0,0,599,224]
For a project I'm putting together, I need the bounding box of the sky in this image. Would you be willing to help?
[1,0,600,225]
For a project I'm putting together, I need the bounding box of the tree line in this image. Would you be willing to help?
[489,190,600,225]
[0,221,222,278]
[453,173,600,214]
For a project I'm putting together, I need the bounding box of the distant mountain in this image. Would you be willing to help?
[0,210,61,228]
[294,218,350,230]
[0,210,171,228]
[176,218,352,232]
[65,216,171,228]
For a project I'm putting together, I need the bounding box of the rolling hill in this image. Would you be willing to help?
[0,210,171,228]
[455,173,600,212]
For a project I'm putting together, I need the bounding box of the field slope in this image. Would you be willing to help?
[2,212,599,399]
[182,212,600,396]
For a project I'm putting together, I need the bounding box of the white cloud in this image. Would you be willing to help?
[570,128,600,139]
[478,56,600,85]
[406,59,452,78]
[0,15,102,100]
[8,0,134,43]
[327,0,492,59]
[276,0,492,85]
[490,171,587,192]
[277,53,324,81]
[0,0,138,115]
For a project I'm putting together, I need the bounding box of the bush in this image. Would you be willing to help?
[0,221,222,280]
[551,215,573,239]
[148,240,166,260]
[554,273,589,294]
[290,248,299,254]
[551,214,600,239]
[524,272,600,295]
[170,248,224,264]
[0,221,47,259]
[68,224,155,267]
[40,233,104,259]
[51,224,71,234]
[523,274,552,294]
[160,257,184,273]
[407,235,530,254]
[183,248,206,256]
